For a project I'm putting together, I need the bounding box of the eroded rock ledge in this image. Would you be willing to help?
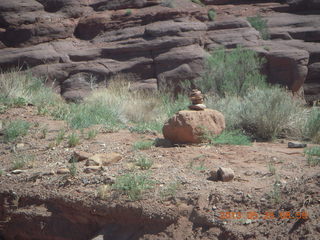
[0,0,319,102]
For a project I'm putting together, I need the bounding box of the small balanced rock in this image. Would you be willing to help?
[188,89,206,111]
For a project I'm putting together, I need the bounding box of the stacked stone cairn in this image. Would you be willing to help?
[188,89,206,111]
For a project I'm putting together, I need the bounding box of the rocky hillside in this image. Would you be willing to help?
[0,0,319,102]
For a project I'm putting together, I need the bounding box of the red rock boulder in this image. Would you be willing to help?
[162,109,225,144]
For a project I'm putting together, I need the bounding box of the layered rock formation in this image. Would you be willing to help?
[0,0,319,102]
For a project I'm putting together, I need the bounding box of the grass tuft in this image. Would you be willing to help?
[304,107,320,143]
[68,157,77,176]
[304,146,320,166]
[208,9,216,21]
[160,181,181,200]
[133,140,154,150]
[112,172,155,200]
[247,15,269,40]
[55,129,66,146]
[210,130,251,146]
[196,46,267,97]
[135,154,153,170]
[3,120,30,142]
[68,132,80,147]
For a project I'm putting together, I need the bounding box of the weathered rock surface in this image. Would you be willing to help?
[86,153,122,166]
[0,0,319,101]
[162,109,225,144]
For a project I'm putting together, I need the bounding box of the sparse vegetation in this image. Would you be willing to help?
[210,130,251,146]
[68,157,77,176]
[160,181,181,199]
[196,46,267,97]
[112,172,155,200]
[304,107,320,143]
[269,176,282,204]
[0,69,63,110]
[40,127,48,139]
[133,140,154,150]
[268,162,276,175]
[3,120,30,142]
[55,129,66,146]
[135,154,153,170]
[86,129,98,140]
[0,169,3,176]
[239,87,305,140]
[125,9,132,16]
[208,9,216,21]
[161,0,175,8]
[96,185,111,199]
[68,132,80,147]
[304,146,320,166]
[11,154,34,170]
[247,15,269,40]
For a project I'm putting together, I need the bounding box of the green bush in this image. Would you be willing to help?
[197,46,267,97]
[68,132,80,147]
[11,154,34,170]
[208,9,216,21]
[304,146,320,166]
[160,181,181,199]
[132,140,154,150]
[55,129,66,146]
[125,9,132,16]
[247,15,269,40]
[135,154,153,170]
[112,172,155,200]
[210,130,251,145]
[304,107,320,143]
[239,87,304,140]
[67,102,122,129]
[207,96,243,130]
[3,120,30,142]
[161,0,175,8]
[0,70,63,109]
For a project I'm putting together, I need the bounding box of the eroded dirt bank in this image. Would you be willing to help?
[0,107,319,239]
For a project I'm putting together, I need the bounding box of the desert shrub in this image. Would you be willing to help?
[11,154,34,170]
[161,0,175,8]
[133,140,154,150]
[207,96,243,130]
[0,69,62,109]
[87,129,98,140]
[55,129,66,146]
[210,130,251,145]
[129,121,163,134]
[304,146,320,166]
[67,101,121,129]
[161,94,189,118]
[3,120,30,142]
[247,15,269,40]
[135,154,153,170]
[239,87,304,140]
[196,46,267,97]
[160,181,181,199]
[208,9,216,21]
[304,107,320,143]
[125,9,132,16]
[68,132,80,147]
[112,172,155,200]
[68,157,77,176]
